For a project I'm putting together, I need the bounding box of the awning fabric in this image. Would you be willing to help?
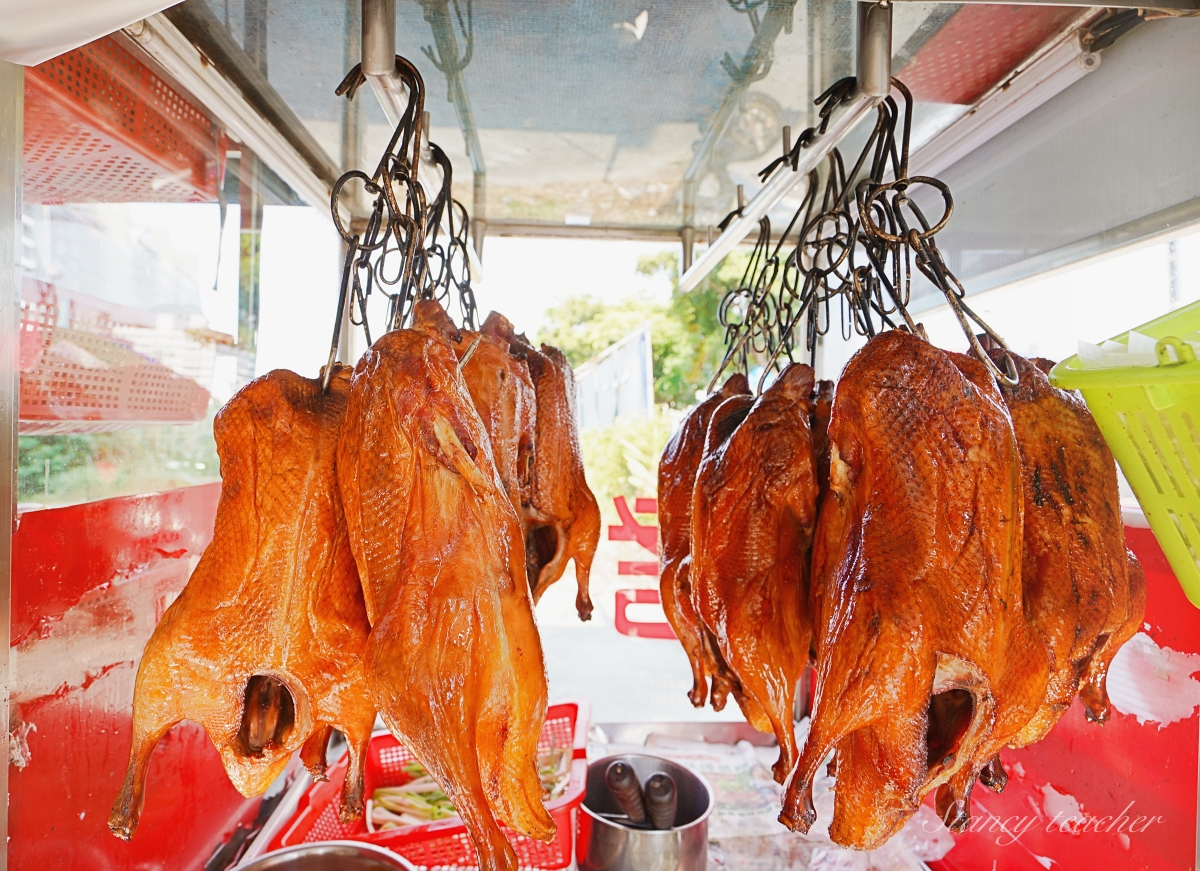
[0,0,180,65]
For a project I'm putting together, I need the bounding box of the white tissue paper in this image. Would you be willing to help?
[588,719,955,871]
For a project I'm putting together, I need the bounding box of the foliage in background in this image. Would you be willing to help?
[579,406,680,510]
[549,251,755,505]
[18,406,222,507]
[537,250,750,408]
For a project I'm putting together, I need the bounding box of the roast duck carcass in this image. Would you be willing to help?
[657,373,751,708]
[453,312,538,530]
[336,300,555,871]
[783,330,1050,849]
[110,367,375,840]
[688,363,820,783]
[510,336,601,620]
[979,348,1147,746]
[811,378,835,501]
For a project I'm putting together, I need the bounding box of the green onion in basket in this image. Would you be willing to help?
[366,750,572,833]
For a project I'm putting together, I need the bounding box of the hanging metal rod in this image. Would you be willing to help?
[677,1,892,295]
[362,0,408,126]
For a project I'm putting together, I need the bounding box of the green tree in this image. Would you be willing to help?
[535,250,751,409]
[537,250,753,506]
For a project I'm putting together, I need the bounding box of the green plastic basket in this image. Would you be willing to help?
[1050,300,1200,607]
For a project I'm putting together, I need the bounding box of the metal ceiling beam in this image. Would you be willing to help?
[122,14,335,214]
[157,2,341,189]
[486,220,807,249]
[677,1,893,295]
[680,0,798,272]
[362,0,409,126]
[488,220,693,242]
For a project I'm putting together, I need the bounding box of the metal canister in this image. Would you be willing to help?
[233,841,417,870]
[577,754,713,871]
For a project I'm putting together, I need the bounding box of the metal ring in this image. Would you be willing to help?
[859,176,954,243]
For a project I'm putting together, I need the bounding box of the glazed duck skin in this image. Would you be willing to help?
[516,340,601,620]
[784,331,1048,849]
[689,364,819,783]
[976,350,1147,744]
[691,391,757,714]
[337,301,554,871]
[110,367,374,840]
[455,312,538,527]
[657,373,751,707]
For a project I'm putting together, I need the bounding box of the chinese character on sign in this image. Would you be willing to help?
[607,496,675,639]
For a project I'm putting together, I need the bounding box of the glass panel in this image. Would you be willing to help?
[168,0,982,233]
[18,35,339,509]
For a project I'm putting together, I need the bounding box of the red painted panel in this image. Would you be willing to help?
[10,667,261,871]
[11,482,220,646]
[9,484,261,871]
[900,7,1080,106]
[930,528,1200,871]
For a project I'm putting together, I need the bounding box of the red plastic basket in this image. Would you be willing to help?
[268,701,590,870]
[18,280,211,433]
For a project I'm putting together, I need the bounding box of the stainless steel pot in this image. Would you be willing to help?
[577,754,713,871]
[233,841,417,871]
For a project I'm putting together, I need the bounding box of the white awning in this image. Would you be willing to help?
[0,0,179,65]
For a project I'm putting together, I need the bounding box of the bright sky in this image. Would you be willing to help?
[471,237,679,339]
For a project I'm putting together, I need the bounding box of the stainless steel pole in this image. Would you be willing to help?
[362,0,408,126]
[856,0,893,98]
[0,58,22,871]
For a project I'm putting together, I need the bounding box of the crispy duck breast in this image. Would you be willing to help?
[977,350,1147,745]
[110,367,375,840]
[784,330,1048,849]
[454,313,538,528]
[657,373,752,707]
[689,363,820,783]
[514,339,601,620]
[336,301,554,871]
[691,391,759,714]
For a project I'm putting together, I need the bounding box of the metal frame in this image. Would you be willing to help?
[676,1,892,295]
[907,10,1101,178]
[909,193,1200,313]
[122,14,335,213]
[0,58,20,871]
[679,0,799,272]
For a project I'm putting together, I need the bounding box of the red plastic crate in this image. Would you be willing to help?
[268,701,590,870]
[24,35,220,204]
[18,278,212,433]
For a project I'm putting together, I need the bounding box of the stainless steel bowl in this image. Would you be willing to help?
[577,754,713,871]
[233,841,417,871]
